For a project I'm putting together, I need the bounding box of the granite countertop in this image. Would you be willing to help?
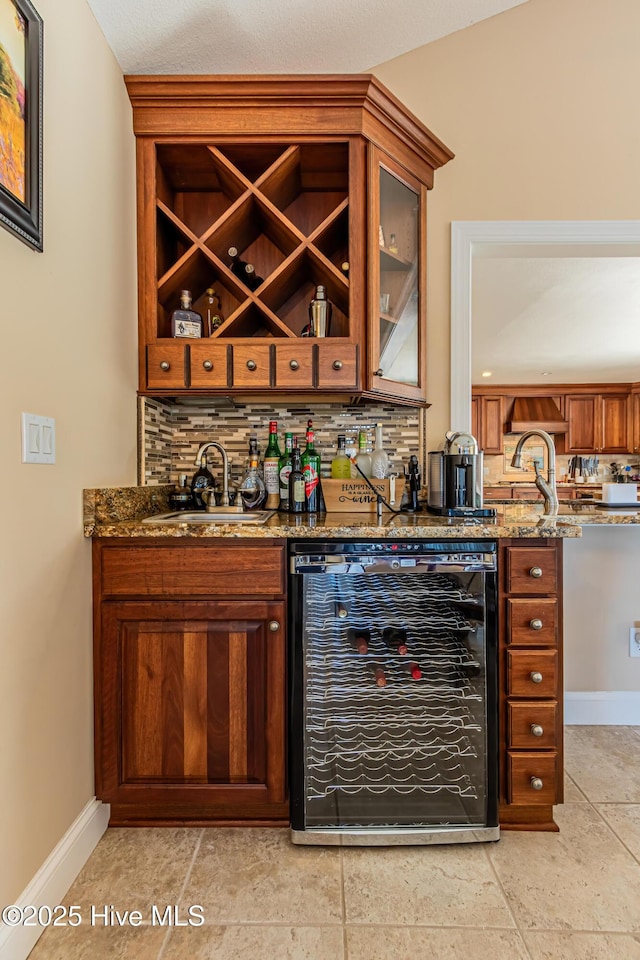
[84,486,586,539]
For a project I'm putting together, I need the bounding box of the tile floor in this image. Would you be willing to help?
[28,727,640,959]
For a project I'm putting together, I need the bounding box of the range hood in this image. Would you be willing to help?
[506,396,568,434]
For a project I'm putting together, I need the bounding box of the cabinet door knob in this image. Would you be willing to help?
[160,360,170,371]
[530,724,544,737]
[246,360,257,371]
[530,776,544,791]
[529,566,543,578]
[202,359,213,371]
[529,618,543,630]
[268,620,280,632]
[332,360,343,371]
[374,367,384,377]
[530,671,543,684]
[289,359,299,370]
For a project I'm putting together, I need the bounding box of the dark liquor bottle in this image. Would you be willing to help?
[228,246,249,282]
[347,628,370,655]
[263,420,282,510]
[244,263,265,290]
[204,287,224,336]
[301,420,321,513]
[278,432,294,512]
[191,454,215,509]
[382,626,409,656]
[288,445,306,514]
[171,290,203,339]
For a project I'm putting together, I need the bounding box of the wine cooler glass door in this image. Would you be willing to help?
[289,547,499,843]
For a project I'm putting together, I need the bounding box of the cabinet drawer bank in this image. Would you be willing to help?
[92,532,568,831]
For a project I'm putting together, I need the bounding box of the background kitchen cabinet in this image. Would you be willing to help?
[126,75,453,404]
[93,539,287,824]
[632,385,640,455]
[565,392,631,454]
[471,395,504,454]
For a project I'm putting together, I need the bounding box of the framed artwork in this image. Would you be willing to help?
[0,0,42,250]
[503,438,548,477]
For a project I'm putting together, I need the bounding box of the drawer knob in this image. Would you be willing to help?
[202,359,213,371]
[160,360,171,371]
[530,724,544,737]
[332,360,343,371]
[530,776,544,791]
[530,671,543,684]
[268,620,280,632]
[374,367,384,377]
[529,566,543,578]
[289,359,300,370]
[529,618,544,630]
[246,360,257,371]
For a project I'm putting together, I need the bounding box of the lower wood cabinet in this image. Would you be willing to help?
[93,539,288,825]
[499,540,563,831]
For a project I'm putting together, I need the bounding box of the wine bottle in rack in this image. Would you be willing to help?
[334,601,349,620]
[228,246,249,282]
[340,261,350,277]
[347,628,370,654]
[402,662,423,680]
[369,663,387,687]
[382,626,409,656]
[204,287,224,336]
[244,263,265,290]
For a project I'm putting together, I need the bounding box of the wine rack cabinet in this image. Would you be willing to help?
[126,75,453,403]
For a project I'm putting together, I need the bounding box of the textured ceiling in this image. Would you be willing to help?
[85,0,528,75]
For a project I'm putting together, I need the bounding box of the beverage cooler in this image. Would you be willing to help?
[288,540,499,845]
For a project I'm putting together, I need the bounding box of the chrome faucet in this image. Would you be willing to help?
[194,440,231,508]
[510,429,559,516]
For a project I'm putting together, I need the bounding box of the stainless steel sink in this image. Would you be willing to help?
[142,510,276,525]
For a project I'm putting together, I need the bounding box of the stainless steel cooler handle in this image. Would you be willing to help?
[291,554,496,574]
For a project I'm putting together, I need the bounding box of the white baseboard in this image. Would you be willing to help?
[565,691,640,725]
[0,798,110,960]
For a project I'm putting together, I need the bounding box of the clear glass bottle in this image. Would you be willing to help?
[288,445,306,514]
[355,429,372,478]
[203,287,224,336]
[171,290,203,339]
[331,434,352,479]
[263,420,282,509]
[370,423,390,479]
[239,449,267,510]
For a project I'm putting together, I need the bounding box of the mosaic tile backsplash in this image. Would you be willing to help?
[140,397,426,489]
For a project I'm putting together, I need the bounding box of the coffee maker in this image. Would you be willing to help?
[427,432,495,517]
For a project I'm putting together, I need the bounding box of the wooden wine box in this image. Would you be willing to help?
[322,479,393,513]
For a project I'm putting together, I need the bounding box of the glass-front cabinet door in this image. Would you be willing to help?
[369,147,427,403]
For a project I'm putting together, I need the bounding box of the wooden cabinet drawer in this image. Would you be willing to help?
[232,344,272,388]
[100,544,285,597]
[507,751,557,805]
[317,343,358,388]
[507,649,557,697]
[147,343,187,389]
[273,343,314,388]
[506,547,558,595]
[507,701,558,749]
[484,487,510,500]
[507,599,558,646]
[189,343,230,388]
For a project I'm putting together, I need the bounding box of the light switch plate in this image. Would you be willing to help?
[21,412,56,464]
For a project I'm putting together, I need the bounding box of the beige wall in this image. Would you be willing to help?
[0,0,137,905]
[372,0,640,445]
